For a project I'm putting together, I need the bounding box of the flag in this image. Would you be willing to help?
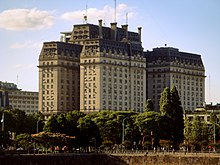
[1,113,4,123]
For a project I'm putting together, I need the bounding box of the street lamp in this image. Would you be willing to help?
[122,117,128,145]
[1,112,4,132]
[34,119,42,154]
[36,120,41,134]
[92,137,96,152]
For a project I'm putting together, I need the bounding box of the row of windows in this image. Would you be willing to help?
[10,97,37,100]
[152,84,203,92]
[103,66,128,72]
[187,116,212,122]
[153,74,203,81]
[10,100,38,104]
[84,106,96,110]
[84,100,96,105]
[84,94,96,99]
[13,105,38,108]
[11,92,37,96]
[42,61,54,66]
[152,89,203,97]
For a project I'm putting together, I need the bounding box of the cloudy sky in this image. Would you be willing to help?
[0,0,220,104]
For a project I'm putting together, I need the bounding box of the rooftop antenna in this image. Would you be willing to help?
[114,0,117,22]
[126,12,128,24]
[103,17,106,26]
[83,1,88,23]
[17,74,18,87]
[209,74,211,102]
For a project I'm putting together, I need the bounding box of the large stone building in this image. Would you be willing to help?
[0,81,38,114]
[38,42,81,119]
[8,90,38,115]
[38,20,146,118]
[145,47,205,111]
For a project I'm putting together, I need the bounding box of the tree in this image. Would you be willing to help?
[92,111,120,145]
[209,112,220,145]
[32,132,75,151]
[77,115,101,151]
[184,117,192,147]
[65,111,85,136]
[56,113,68,134]
[160,87,172,117]
[15,133,33,150]
[43,114,60,133]
[159,86,184,149]
[134,111,161,149]
[170,85,184,148]
[190,115,204,150]
[144,99,154,112]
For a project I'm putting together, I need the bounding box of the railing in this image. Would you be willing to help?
[4,148,220,157]
[102,149,220,156]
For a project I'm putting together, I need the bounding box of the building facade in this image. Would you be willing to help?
[0,81,38,114]
[38,42,81,119]
[8,90,38,115]
[76,21,146,113]
[185,103,220,124]
[145,47,205,111]
[38,20,146,118]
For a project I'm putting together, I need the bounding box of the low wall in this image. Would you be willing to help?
[0,153,220,165]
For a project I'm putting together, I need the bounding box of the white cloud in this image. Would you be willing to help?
[10,41,42,49]
[60,3,137,24]
[0,8,54,31]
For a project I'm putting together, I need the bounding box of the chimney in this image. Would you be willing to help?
[110,22,117,41]
[138,27,142,42]
[98,20,103,39]
[122,24,128,40]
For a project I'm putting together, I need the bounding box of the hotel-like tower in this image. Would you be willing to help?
[38,42,82,119]
[38,20,146,118]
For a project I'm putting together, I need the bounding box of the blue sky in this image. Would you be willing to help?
[0,0,220,104]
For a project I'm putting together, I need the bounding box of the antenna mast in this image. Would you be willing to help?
[126,12,128,24]
[114,0,116,22]
[209,74,211,102]
[83,1,88,23]
[17,74,18,87]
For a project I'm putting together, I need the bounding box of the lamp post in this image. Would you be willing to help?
[1,112,4,149]
[36,120,41,134]
[92,137,96,152]
[1,112,4,132]
[122,117,128,145]
[34,119,42,154]
[212,110,217,151]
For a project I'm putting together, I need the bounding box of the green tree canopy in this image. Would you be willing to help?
[145,99,154,112]
[159,86,184,149]
[43,114,60,133]
[170,85,184,148]
[160,87,172,117]
[15,133,32,150]
[134,111,161,148]
[77,115,101,150]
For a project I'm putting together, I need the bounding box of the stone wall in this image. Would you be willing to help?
[0,153,220,165]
